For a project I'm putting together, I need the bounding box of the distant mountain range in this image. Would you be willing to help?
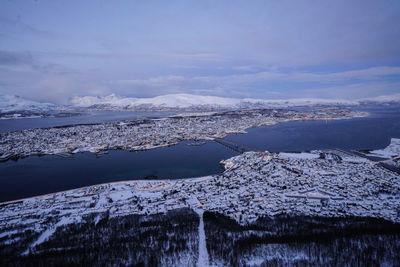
[0,95,68,119]
[0,95,61,113]
[69,93,400,111]
[1,93,400,118]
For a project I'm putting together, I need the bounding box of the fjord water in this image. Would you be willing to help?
[0,106,399,202]
[228,106,400,152]
[0,141,236,203]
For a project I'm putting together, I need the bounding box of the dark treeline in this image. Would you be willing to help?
[1,208,199,267]
[2,210,400,266]
[203,212,400,266]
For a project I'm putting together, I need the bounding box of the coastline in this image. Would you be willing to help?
[0,108,368,162]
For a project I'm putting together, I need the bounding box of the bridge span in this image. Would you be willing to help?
[214,138,262,154]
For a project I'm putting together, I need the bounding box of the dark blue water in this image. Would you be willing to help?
[0,141,236,202]
[227,106,400,152]
[0,106,399,202]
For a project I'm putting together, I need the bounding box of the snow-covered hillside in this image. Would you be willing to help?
[242,97,358,107]
[369,138,400,158]
[359,93,400,105]
[69,93,242,109]
[0,95,60,113]
[0,95,68,119]
[3,92,400,115]
[69,93,363,111]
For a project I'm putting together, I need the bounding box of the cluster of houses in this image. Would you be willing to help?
[1,147,399,250]
[0,108,365,161]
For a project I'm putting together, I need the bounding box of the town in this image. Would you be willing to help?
[1,145,399,255]
[0,108,366,161]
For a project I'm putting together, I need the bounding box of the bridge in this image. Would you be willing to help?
[214,138,262,154]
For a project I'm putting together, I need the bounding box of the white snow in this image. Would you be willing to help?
[195,209,210,267]
[109,190,134,202]
[245,257,265,266]
[279,152,320,159]
[69,93,390,110]
[360,93,400,103]
[23,215,80,255]
[0,95,62,113]
[2,92,400,115]
[0,230,18,239]
[369,138,400,158]
[70,93,241,109]
[242,97,358,107]
[342,156,371,163]
[1,148,400,257]
[95,195,108,209]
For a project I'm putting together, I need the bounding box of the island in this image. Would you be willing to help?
[0,108,366,161]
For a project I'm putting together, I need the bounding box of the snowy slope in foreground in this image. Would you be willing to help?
[369,138,400,158]
[69,93,360,110]
[0,95,62,113]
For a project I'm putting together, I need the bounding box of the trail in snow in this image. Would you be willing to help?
[22,216,80,256]
[196,209,210,267]
[187,196,210,266]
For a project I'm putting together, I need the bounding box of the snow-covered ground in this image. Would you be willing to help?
[0,108,366,161]
[195,209,210,267]
[369,138,400,158]
[278,152,320,160]
[1,149,399,257]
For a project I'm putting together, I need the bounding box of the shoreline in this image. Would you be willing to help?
[0,109,368,163]
[1,148,399,224]
[0,175,211,206]
[1,146,399,263]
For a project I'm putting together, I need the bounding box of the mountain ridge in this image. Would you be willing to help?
[69,93,400,110]
[0,95,63,113]
[1,93,400,116]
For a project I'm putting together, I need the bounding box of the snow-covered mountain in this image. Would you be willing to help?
[2,92,400,117]
[359,93,400,105]
[0,95,66,118]
[0,95,61,113]
[69,93,242,109]
[69,93,362,111]
[242,97,358,108]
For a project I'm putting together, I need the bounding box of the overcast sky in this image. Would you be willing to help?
[1,0,400,104]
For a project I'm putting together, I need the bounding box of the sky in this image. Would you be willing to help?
[0,0,400,104]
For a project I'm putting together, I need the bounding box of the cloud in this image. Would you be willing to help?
[0,50,33,66]
[113,66,400,90]
[117,75,186,87]
[289,67,400,82]
[162,53,224,62]
[89,66,397,100]
[0,50,76,76]
[0,16,55,38]
[300,81,400,99]
[232,65,255,71]
[1,1,399,102]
